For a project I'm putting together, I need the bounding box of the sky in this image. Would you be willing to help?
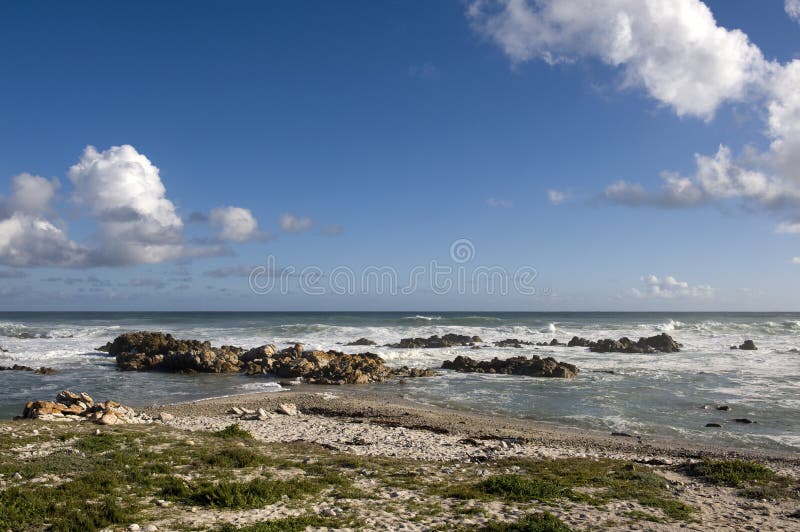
[1,0,800,311]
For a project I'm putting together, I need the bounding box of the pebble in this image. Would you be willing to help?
[127,525,140,532]
[186,440,195,446]
[12,472,22,480]
[144,526,158,532]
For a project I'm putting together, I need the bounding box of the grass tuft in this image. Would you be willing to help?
[481,511,572,531]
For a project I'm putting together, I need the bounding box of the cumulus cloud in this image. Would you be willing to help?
[787,0,800,23]
[487,197,513,208]
[0,173,60,215]
[209,206,264,242]
[546,189,570,205]
[468,0,767,119]
[792,257,800,264]
[68,145,184,265]
[280,213,313,233]
[632,274,714,299]
[0,213,87,267]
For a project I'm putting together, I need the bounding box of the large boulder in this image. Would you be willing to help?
[442,354,578,378]
[20,390,148,424]
[345,338,377,346]
[391,333,482,348]
[732,339,757,351]
[588,333,682,354]
[110,331,244,372]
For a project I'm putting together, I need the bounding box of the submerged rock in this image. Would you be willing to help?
[493,338,534,348]
[390,333,482,348]
[0,364,56,375]
[441,354,578,378]
[536,338,565,347]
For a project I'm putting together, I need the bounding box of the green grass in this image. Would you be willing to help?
[684,459,797,500]
[212,423,254,439]
[183,477,323,509]
[480,512,572,531]
[216,514,346,531]
[443,474,569,502]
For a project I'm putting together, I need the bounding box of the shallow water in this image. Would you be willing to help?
[0,311,798,452]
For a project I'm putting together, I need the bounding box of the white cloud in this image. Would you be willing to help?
[280,213,313,233]
[631,274,714,299]
[68,145,184,265]
[786,0,800,23]
[776,221,800,234]
[0,212,87,267]
[546,189,569,205]
[321,224,343,235]
[792,257,800,264]
[468,0,767,119]
[1,173,60,215]
[209,206,264,242]
[487,197,513,208]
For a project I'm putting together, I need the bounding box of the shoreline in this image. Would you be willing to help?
[146,386,800,469]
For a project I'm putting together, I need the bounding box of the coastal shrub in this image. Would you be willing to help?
[185,477,323,509]
[213,423,254,439]
[203,447,266,468]
[481,511,572,531]
[478,474,570,501]
[685,459,797,499]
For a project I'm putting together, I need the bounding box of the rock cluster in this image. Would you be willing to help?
[345,338,377,346]
[441,354,578,378]
[390,334,482,348]
[0,364,56,374]
[106,332,434,385]
[109,332,244,372]
[19,390,148,424]
[566,333,682,353]
[493,339,534,348]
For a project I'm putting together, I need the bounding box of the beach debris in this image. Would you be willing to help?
[0,364,57,375]
[276,403,299,416]
[345,338,377,346]
[389,333,482,348]
[441,354,578,378]
[731,339,758,350]
[18,390,149,425]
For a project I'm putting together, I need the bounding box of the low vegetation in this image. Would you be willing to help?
[685,458,798,500]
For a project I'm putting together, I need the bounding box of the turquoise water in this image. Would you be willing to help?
[1,311,798,451]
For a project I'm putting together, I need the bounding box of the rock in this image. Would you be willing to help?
[441,354,578,378]
[127,525,140,532]
[734,418,755,424]
[0,346,7,352]
[390,333,482,348]
[279,379,300,386]
[568,336,593,347]
[240,344,278,364]
[0,364,57,375]
[276,403,298,416]
[20,391,145,425]
[393,366,437,378]
[738,340,758,351]
[12,472,22,480]
[589,333,681,354]
[345,338,377,346]
[256,408,270,421]
[144,526,158,532]
[717,405,731,411]
[109,331,244,373]
[535,339,565,347]
[493,338,534,348]
[705,423,722,428]
[158,412,174,422]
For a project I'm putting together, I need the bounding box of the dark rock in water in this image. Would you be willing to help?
[611,432,634,438]
[107,331,433,385]
[738,340,757,351]
[441,354,578,378]
[535,338,566,346]
[493,338,533,348]
[0,364,56,375]
[346,338,377,346]
[705,423,722,428]
[733,418,755,424]
[589,333,682,354]
[390,333,482,348]
[0,346,7,352]
[96,342,112,353]
[717,405,731,411]
[568,336,592,347]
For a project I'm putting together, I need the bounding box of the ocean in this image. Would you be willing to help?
[0,311,797,452]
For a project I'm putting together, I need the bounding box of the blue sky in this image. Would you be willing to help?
[1,0,800,311]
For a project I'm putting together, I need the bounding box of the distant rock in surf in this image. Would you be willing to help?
[730,339,757,350]
[390,333,482,348]
[0,364,56,375]
[346,338,377,346]
[493,338,534,348]
[441,354,578,378]
[564,333,681,353]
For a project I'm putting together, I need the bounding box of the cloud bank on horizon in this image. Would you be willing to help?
[0,145,319,268]
[469,0,800,241]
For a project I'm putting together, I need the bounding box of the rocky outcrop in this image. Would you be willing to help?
[19,390,149,424]
[731,340,757,350]
[0,364,56,374]
[346,338,377,346]
[390,334,482,348]
[441,355,578,378]
[565,333,681,353]
[109,332,244,372]
[536,338,565,347]
[106,332,433,385]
